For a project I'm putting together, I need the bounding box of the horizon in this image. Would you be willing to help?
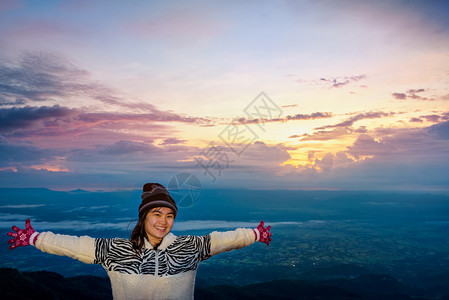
[1,186,448,195]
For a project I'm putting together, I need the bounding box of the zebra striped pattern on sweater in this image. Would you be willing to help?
[94,235,211,275]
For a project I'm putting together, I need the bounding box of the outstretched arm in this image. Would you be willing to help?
[209,220,272,257]
[7,219,96,264]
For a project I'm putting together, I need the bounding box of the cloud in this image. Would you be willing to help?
[300,127,352,141]
[421,114,441,123]
[320,74,367,88]
[392,88,428,101]
[0,52,90,105]
[236,111,333,126]
[77,111,208,125]
[0,137,59,167]
[0,204,45,208]
[0,52,213,126]
[314,153,334,172]
[286,112,333,121]
[0,98,26,106]
[98,140,157,155]
[0,105,75,132]
[346,134,395,160]
[308,151,315,162]
[159,138,187,145]
[392,93,407,100]
[65,141,160,163]
[428,120,449,139]
[409,117,423,123]
[408,89,425,94]
[316,111,394,130]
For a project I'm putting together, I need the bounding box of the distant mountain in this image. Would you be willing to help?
[68,189,91,194]
[0,268,112,300]
[1,268,439,300]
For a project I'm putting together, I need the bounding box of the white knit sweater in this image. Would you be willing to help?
[35,228,256,300]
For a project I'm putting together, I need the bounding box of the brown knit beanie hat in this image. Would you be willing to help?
[139,183,178,218]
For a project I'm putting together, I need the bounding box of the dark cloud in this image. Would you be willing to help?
[0,105,75,132]
[320,74,367,88]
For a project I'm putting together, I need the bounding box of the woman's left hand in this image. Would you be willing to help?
[253,221,272,246]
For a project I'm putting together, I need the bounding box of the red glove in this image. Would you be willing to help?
[253,220,272,245]
[7,219,40,250]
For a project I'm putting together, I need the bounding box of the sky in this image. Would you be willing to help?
[0,0,449,191]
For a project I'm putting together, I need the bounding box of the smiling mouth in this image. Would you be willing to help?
[155,227,166,232]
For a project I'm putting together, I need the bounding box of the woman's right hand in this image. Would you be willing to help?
[7,219,40,250]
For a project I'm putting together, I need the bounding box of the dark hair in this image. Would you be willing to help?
[130,212,147,253]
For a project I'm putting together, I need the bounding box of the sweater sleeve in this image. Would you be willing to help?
[35,231,96,264]
[209,228,256,257]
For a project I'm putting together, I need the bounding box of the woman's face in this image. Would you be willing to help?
[144,207,175,246]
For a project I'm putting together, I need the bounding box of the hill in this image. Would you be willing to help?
[0,268,438,299]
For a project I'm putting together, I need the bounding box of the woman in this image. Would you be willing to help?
[7,183,272,300]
